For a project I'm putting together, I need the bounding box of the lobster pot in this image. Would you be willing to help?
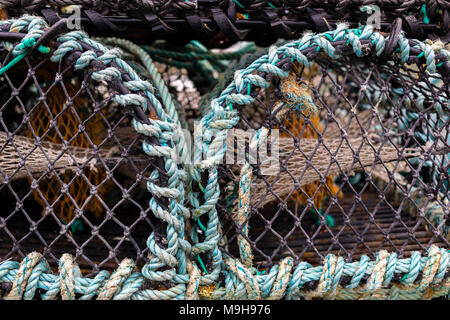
[207,31,449,280]
[0,24,174,276]
[0,1,448,45]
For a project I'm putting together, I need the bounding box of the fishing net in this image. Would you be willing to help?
[25,79,112,228]
[0,15,448,300]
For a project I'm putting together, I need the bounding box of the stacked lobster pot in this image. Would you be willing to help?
[0,1,448,300]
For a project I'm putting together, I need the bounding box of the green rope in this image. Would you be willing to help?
[142,42,256,67]
[0,52,28,75]
[197,218,207,232]
[195,182,209,274]
[198,181,206,193]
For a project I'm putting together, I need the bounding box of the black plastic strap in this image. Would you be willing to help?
[226,0,236,19]
[129,10,169,33]
[185,12,211,37]
[128,10,171,33]
[40,8,61,25]
[259,10,292,39]
[128,10,159,26]
[442,9,449,34]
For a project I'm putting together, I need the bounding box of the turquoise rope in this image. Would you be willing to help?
[0,38,50,75]
[233,0,245,9]
[0,16,449,300]
[3,248,447,299]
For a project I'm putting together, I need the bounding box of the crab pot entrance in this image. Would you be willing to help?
[217,57,449,269]
[0,45,164,275]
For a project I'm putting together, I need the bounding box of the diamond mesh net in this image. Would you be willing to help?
[0,41,162,274]
[0,17,448,300]
[214,53,449,269]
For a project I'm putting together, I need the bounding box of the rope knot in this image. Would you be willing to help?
[75,50,97,70]
[224,256,261,300]
[185,263,201,300]
[267,257,294,300]
[98,48,123,65]
[92,66,122,82]
[400,250,421,285]
[362,250,390,299]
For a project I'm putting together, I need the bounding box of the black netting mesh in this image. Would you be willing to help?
[0,1,447,46]
[0,18,448,301]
